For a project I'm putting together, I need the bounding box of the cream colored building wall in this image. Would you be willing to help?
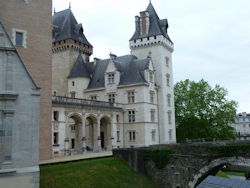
[68,77,90,98]
[129,35,176,144]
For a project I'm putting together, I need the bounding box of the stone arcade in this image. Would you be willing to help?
[52,2,176,156]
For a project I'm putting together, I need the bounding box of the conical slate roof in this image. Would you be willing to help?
[52,9,92,47]
[130,3,173,43]
[68,55,94,78]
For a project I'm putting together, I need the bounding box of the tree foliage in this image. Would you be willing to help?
[174,79,238,142]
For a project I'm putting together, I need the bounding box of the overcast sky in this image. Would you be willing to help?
[53,0,250,113]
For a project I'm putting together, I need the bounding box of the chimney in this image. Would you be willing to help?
[109,53,117,60]
[94,57,100,65]
[140,11,150,35]
[135,16,140,30]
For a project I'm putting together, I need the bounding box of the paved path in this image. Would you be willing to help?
[39,151,113,165]
[228,175,247,181]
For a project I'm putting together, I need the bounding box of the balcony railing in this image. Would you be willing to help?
[52,96,123,109]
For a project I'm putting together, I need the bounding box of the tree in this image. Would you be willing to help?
[174,79,238,142]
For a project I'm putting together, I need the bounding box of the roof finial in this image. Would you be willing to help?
[54,7,56,13]
[69,2,71,9]
[148,51,152,58]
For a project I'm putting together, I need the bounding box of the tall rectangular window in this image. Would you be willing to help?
[16,32,23,46]
[53,132,59,144]
[243,124,246,128]
[129,131,136,141]
[127,91,135,103]
[117,131,120,141]
[150,91,154,103]
[53,91,56,96]
[165,57,169,67]
[53,111,59,121]
[169,129,172,140]
[128,110,135,122]
[151,110,155,122]
[167,94,171,106]
[116,115,119,122]
[152,129,156,141]
[168,111,172,124]
[108,93,115,103]
[72,81,75,86]
[108,73,115,84]
[166,74,170,86]
[149,71,153,82]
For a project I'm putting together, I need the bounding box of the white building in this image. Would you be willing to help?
[231,112,250,140]
[51,2,176,156]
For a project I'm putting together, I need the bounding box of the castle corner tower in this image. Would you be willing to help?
[129,2,176,144]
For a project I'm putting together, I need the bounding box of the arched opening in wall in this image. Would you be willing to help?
[85,116,97,151]
[68,114,82,154]
[100,116,112,151]
[195,164,226,187]
[194,157,250,187]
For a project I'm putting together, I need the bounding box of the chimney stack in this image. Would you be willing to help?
[140,11,150,35]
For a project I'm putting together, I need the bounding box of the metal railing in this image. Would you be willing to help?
[52,96,123,109]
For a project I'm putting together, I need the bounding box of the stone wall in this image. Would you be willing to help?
[114,140,250,188]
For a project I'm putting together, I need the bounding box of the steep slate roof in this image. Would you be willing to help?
[130,3,173,43]
[68,55,94,78]
[197,175,250,188]
[86,54,150,89]
[52,9,92,46]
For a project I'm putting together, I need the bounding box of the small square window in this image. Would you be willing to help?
[108,93,115,103]
[71,92,75,98]
[127,91,135,103]
[90,95,97,100]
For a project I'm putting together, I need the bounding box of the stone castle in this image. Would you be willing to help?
[51,2,176,156]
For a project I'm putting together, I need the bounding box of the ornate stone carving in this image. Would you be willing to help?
[53,122,59,130]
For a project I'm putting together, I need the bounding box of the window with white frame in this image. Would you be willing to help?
[165,56,169,67]
[243,124,246,128]
[108,93,115,103]
[129,131,136,141]
[151,109,155,122]
[127,91,135,103]
[152,129,156,141]
[244,130,246,136]
[12,28,27,48]
[166,74,170,86]
[108,73,115,84]
[167,94,171,106]
[150,91,154,103]
[149,71,153,82]
[90,95,97,100]
[71,92,75,98]
[169,129,172,140]
[128,110,135,122]
[71,126,75,131]
[168,111,172,124]
[53,132,59,145]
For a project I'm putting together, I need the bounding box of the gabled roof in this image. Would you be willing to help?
[130,2,173,43]
[68,55,94,78]
[86,54,150,90]
[0,21,39,90]
[52,9,92,47]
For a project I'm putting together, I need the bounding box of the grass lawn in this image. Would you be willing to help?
[224,171,245,177]
[216,170,230,178]
[40,157,159,188]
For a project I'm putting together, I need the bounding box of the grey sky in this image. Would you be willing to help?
[53,0,250,113]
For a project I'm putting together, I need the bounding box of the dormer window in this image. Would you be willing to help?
[108,73,115,84]
[149,71,153,82]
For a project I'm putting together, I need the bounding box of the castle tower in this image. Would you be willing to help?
[0,0,52,160]
[129,3,176,143]
[52,8,93,97]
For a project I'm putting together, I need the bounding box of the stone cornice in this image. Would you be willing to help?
[0,94,18,100]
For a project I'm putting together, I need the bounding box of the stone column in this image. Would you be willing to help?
[81,118,86,153]
[64,115,69,155]
[93,120,101,152]
[106,121,114,151]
